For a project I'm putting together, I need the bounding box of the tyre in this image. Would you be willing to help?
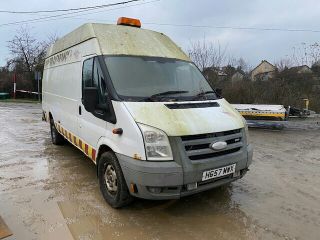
[50,118,65,145]
[98,152,133,208]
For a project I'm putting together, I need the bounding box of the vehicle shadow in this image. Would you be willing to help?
[127,184,236,213]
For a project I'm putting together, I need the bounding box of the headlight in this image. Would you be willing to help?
[242,117,250,145]
[137,123,173,161]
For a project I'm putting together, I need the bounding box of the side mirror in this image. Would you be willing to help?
[83,87,98,112]
[215,88,222,96]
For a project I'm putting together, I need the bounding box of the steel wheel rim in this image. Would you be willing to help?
[104,164,118,194]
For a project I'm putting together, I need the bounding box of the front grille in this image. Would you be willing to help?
[181,129,243,160]
[181,129,240,141]
[189,147,241,160]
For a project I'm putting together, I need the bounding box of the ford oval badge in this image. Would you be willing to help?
[210,141,227,151]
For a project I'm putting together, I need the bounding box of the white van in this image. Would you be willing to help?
[42,18,253,208]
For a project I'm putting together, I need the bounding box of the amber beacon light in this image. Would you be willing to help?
[117,17,141,28]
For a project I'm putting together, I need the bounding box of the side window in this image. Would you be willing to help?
[82,57,115,122]
[82,58,94,90]
[82,57,107,105]
[93,58,107,105]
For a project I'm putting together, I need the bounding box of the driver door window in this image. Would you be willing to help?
[93,58,107,106]
[82,57,107,109]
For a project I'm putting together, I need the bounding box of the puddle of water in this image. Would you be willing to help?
[0,103,320,240]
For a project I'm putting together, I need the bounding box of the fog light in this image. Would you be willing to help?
[187,182,198,191]
[147,186,162,194]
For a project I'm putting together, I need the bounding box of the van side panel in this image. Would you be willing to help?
[42,38,101,137]
[43,37,147,161]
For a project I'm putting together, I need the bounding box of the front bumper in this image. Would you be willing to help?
[117,143,253,200]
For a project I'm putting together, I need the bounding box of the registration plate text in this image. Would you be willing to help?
[202,164,236,181]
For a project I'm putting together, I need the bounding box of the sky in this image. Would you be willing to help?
[1,0,320,68]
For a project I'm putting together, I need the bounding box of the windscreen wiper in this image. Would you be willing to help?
[192,91,217,100]
[151,90,189,98]
[140,90,189,102]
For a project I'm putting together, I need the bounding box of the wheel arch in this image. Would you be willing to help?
[96,144,114,177]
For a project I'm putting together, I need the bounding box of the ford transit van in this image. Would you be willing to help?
[42,17,253,208]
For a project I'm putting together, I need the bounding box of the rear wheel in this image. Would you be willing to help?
[98,152,133,208]
[50,118,65,145]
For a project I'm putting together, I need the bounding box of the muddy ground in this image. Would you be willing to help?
[0,102,319,240]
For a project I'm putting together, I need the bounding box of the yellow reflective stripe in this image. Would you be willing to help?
[239,112,285,118]
[54,122,96,162]
[88,146,93,159]
[81,141,86,152]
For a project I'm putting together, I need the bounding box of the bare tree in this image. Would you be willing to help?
[275,57,293,72]
[227,56,237,68]
[291,42,320,66]
[237,57,250,72]
[6,26,60,93]
[7,26,47,72]
[188,37,227,71]
[44,33,59,49]
[308,43,320,65]
[292,43,308,66]
[226,56,251,73]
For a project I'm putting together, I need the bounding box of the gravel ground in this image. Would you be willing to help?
[0,102,319,240]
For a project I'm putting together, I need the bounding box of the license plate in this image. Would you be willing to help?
[202,164,236,181]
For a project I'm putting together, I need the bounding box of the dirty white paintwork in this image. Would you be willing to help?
[43,37,146,160]
[43,39,100,137]
[232,104,286,113]
[95,101,147,160]
[43,22,243,163]
[124,99,245,136]
[46,23,190,62]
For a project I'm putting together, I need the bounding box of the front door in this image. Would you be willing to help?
[78,56,109,158]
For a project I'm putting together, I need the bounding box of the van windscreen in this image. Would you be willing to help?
[104,56,218,102]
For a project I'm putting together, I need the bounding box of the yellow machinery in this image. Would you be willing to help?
[232,104,287,121]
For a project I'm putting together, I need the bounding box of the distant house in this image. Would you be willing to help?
[217,70,228,82]
[251,60,276,81]
[290,65,313,74]
[203,67,227,82]
[231,71,244,83]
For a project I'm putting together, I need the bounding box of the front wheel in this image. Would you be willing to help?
[98,152,133,208]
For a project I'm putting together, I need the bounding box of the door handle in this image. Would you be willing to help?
[79,106,82,115]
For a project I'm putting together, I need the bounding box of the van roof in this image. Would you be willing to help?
[46,23,190,61]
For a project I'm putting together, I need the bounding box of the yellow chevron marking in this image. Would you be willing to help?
[81,141,85,152]
[54,122,96,163]
[88,146,93,159]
